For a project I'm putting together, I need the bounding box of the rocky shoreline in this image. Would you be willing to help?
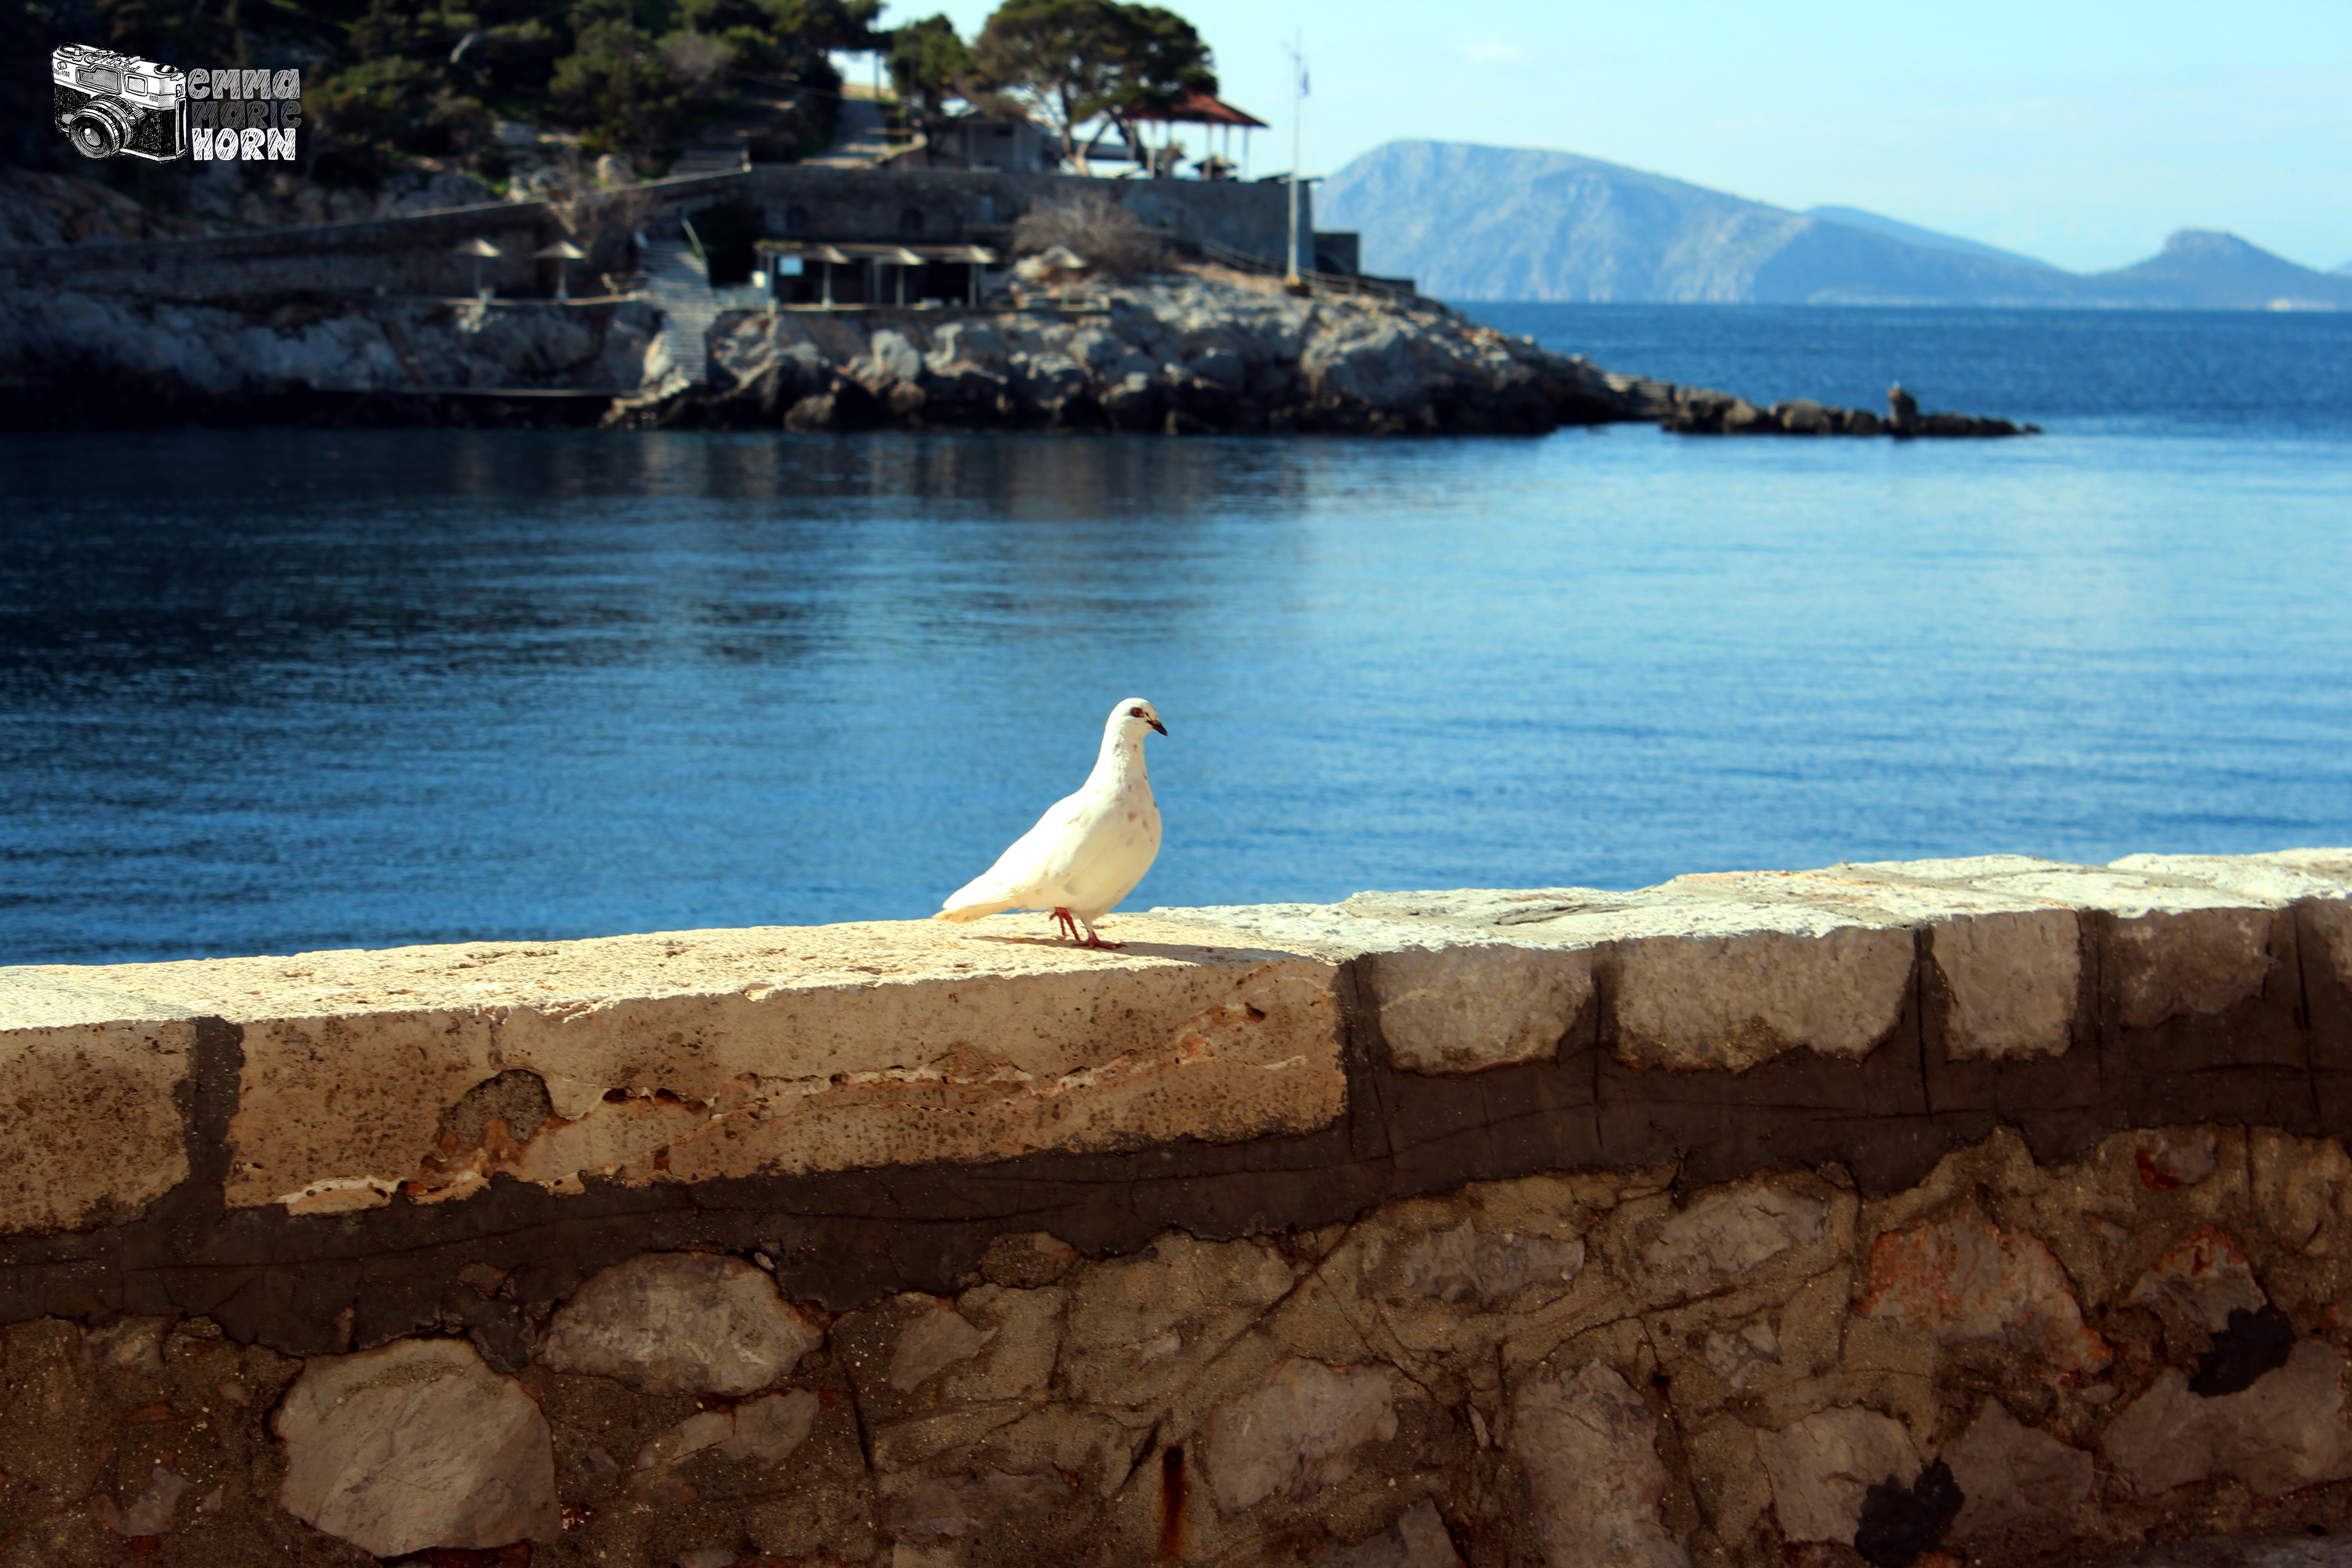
[0,256,2036,437]
[619,270,2037,439]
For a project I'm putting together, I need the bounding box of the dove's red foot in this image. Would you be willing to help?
[1052,908,1125,949]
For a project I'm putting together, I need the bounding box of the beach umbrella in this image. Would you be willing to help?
[534,240,587,301]
[454,237,501,299]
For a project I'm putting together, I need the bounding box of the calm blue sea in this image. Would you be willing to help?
[2,305,2347,965]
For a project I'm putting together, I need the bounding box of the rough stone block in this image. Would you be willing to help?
[2100,1338,2352,1497]
[0,1014,194,1236]
[1641,1181,1829,1291]
[1703,1318,1782,1392]
[2128,1228,2268,1331]
[1313,1499,1465,1568]
[632,1407,736,1474]
[1363,944,1592,1074]
[1755,1405,1920,1544]
[539,1251,822,1396]
[2107,906,2276,1029]
[891,1300,995,1392]
[631,1389,819,1483]
[1060,1233,1297,1408]
[113,1463,193,1537]
[1202,1357,1396,1515]
[1614,925,1913,1071]
[1926,910,2079,1060]
[2249,1129,2352,1252]
[275,1337,559,1557]
[1942,1398,2094,1541]
[1509,1362,1689,1568]
[1860,1200,2108,1372]
[1394,1219,1585,1307]
[2306,898,2352,990]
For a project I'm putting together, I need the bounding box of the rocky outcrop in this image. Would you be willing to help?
[0,288,656,424]
[612,268,1630,436]
[0,247,2034,436]
[613,270,2033,438]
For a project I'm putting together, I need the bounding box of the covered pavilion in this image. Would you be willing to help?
[1122,90,1269,178]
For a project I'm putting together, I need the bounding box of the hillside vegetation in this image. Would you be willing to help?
[3,0,1213,206]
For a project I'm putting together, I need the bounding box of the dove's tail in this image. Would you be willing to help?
[934,895,1018,923]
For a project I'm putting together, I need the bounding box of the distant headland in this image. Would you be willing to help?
[1317,140,2352,310]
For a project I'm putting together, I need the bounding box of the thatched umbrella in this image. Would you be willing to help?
[454,237,501,299]
[534,239,588,302]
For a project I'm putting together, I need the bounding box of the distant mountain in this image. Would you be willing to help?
[1317,140,2352,309]
[2077,230,2352,309]
[1803,205,2064,273]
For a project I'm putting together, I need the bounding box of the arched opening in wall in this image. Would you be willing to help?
[899,208,925,239]
[686,200,762,286]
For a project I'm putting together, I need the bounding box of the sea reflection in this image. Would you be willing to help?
[3,351,2348,966]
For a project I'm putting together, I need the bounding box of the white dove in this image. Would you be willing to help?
[935,698,1167,948]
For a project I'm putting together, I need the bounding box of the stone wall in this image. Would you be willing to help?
[0,179,659,300]
[0,164,1300,306]
[2,848,2349,1567]
[735,164,1303,269]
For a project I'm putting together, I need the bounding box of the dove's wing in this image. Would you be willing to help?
[935,787,1103,919]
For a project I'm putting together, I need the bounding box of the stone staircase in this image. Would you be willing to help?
[642,236,717,387]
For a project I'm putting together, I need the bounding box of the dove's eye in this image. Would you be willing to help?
[1129,707,1146,717]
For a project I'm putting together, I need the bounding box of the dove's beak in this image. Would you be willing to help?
[1148,717,1168,736]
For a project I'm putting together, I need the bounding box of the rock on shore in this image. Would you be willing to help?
[0,289,657,423]
[618,268,1630,436]
[1658,382,2035,437]
[616,268,2032,439]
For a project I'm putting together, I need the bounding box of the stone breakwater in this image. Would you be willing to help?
[3,847,2350,1566]
[1660,382,2036,439]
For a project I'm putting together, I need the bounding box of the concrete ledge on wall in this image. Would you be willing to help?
[1159,847,2352,1074]
[0,916,1341,1231]
[2,846,2350,1567]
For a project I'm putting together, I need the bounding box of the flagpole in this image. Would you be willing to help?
[1284,35,1304,286]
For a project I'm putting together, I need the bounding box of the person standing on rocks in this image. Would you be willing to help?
[1887,383,1919,434]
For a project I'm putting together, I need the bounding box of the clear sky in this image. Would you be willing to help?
[882,0,2352,274]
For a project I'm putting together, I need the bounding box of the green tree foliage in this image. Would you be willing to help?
[3,0,874,178]
[883,13,973,127]
[971,0,1211,168]
[546,12,697,159]
[1096,3,1208,150]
